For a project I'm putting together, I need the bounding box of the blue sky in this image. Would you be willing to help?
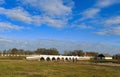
[0,0,120,54]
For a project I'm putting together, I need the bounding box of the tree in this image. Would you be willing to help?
[35,48,59,55]
[64,50,84,56]
[19,49,25,55]
[73,50,84,56]
[35,48,46,55]
[10,48,18,55]
[25,50,34,55]
[85,52,99,57]
[47,48,59,55]
[64,51,69,56]
[113,54,120,60]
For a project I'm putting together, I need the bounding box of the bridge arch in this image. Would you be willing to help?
[57,57,60,61]
[65,57,69,61]
[27,55,79,62]
[61,57,64,61]
[46,57,51,61]
[52,57,56,61]
[69,58,71,60]
[40,57,45,61]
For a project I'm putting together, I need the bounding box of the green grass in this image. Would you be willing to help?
[90,59,119,63]
[0,61,119,77]
[0,56,26,60]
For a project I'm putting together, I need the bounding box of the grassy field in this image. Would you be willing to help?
[0,56,25,60]
[0,60,119,77]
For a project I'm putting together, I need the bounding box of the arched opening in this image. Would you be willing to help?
[40,57,45,61]
[57,57,60,61]
[69,58,71,60]
[52,57,56,61]
[61,57,64,61]
[46,57,51,61]
[65,58,68,61]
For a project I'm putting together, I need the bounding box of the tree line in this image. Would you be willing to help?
[1,48,120,63]
[64,50,98,56]
[0,48,98,56]
[113,54,120,62]
[0,48,120,61]
[0,48,59,55]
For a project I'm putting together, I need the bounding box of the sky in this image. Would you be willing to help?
[0,0,120,54]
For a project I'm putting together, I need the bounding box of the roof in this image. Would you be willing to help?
[98,54,105,57]
[98,54,111,57]
[84,53,93,56]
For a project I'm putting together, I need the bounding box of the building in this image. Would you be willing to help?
[97,54,112,60]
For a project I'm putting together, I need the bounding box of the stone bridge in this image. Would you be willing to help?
[26,55,80,61]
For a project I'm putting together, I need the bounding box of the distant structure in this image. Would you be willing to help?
[26,55,78,61]
[26,55,93,61]
[97,54,112,60]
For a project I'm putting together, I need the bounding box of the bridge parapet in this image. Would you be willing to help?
[26,55,80,61]
[26,55,112,61]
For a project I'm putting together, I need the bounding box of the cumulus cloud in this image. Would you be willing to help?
[0,7,67,28]
[0,0,74,28]
[17,0,74,27]
[0,22,24,31]
[0,7,32,24]
[18,0,73,17]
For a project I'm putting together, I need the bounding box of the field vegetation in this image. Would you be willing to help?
[0,60,120,77]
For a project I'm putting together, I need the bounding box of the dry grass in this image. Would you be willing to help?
[0,60,119,77]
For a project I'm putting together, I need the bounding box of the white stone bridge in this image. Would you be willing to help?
[26,55,92,61]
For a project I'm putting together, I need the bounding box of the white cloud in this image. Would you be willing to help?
[0,0,5,5]
[0,22,24,31]
[31,16,67,28]
[96,0,120,8]
[0,7,32,24]
[104,16,120,26]
[96,26,120,35]
[82,0,120,19]
[78,24,93,29]
[71,23,94,30]
[16,0,74,27]
[18,0,73,18]
[82,8,100,18]
[0,7,67,28]
[42,16,67,28]
[96,16,120,35]
[78,0,120,35]
[18,0,74,28]
[0,0,74,28]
